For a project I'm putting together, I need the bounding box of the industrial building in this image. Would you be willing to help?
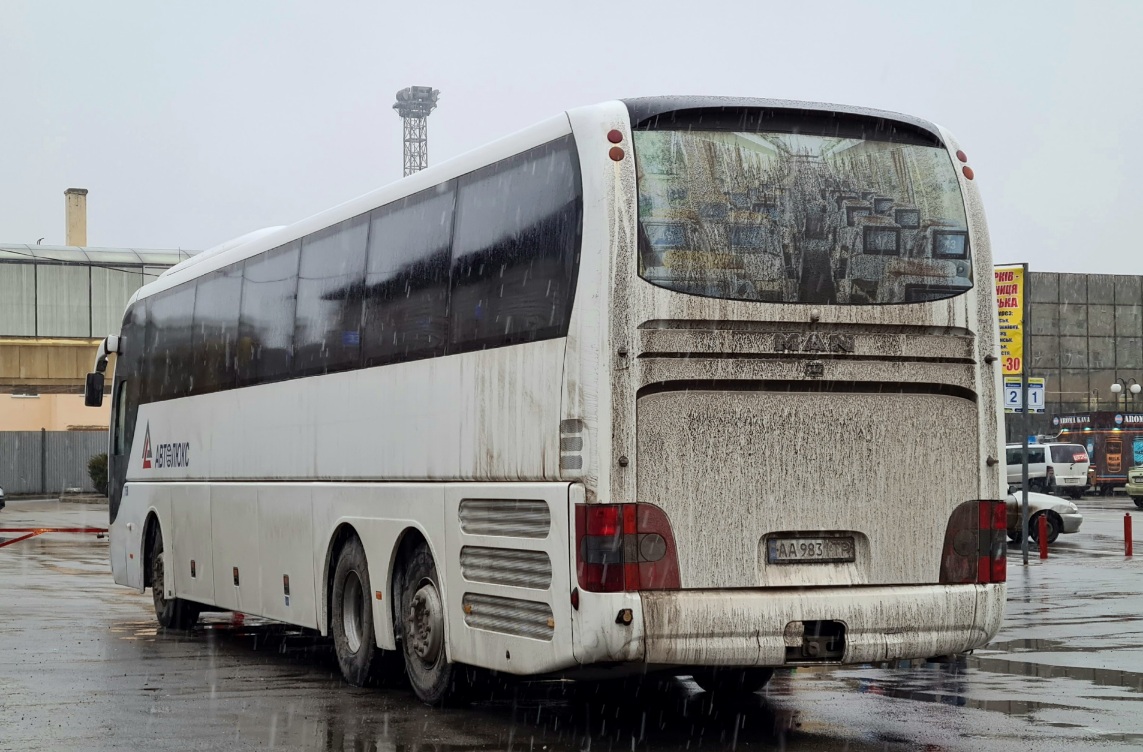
[0,189,195,431]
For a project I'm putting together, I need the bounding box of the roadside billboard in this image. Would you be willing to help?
[994,266,1025,375]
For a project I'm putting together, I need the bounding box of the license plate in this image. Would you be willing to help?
[1060,478,1080,485]
[767,536,856,564]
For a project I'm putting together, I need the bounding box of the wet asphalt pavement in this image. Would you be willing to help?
[1,498,1141,751]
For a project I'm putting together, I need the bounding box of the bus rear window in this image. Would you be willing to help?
[633,129,972,305]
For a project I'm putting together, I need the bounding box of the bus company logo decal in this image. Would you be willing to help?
[141,424,152,469]
[140,423,190,470]
[773,333,856,354]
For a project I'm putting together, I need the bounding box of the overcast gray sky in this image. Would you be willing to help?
[1,1,1139,274]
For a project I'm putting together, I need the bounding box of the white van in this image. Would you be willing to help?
[1005,443,1090,499]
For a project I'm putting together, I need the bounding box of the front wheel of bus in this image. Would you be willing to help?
[149,528,200,630]
[398,540,470,705]
[691,667,774,695]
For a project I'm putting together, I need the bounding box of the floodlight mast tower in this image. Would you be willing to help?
[393,86,440,176]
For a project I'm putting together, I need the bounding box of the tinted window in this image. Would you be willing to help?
[450,136,582,351]
[1050,445,1088,463]
[363,183,454,366]
[191,266,243,394]
[1027,448,1045,464]
[238,242,299,385]
[633,128,972,305]
[115,301,146,457]
[113,380,128,456]
[293,217,369,376]
[145,284,197,401]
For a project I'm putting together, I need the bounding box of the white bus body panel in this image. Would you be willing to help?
[443,483,576,675]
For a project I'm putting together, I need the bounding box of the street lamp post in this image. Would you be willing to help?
[1110,377,1141,411]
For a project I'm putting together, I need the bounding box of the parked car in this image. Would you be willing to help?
[1127,466,1143,509]
[1005,443,1090,499]
[1005,491,1082,545]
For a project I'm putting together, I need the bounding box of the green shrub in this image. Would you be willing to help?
[88,453,109,496]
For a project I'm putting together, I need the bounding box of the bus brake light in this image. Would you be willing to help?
[940,500,1006,585]
[575,503,681,592]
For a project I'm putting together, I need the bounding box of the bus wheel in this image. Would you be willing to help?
[691,667,774,695]
[149,527,200,630]
[1132,497,1143,509]
[398,540,469,705]
[331,536,387,687]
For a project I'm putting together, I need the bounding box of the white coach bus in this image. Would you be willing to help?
[86,96,1007,704]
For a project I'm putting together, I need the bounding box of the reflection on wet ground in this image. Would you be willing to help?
[2,497,1142,751]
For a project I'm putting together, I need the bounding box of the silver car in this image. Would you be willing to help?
[1006,491,1082,545]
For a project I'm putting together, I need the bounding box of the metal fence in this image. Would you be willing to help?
[0,430,107,495]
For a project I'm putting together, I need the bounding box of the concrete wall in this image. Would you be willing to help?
[0,393,109,431]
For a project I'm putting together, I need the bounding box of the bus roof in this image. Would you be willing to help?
[622,96,944,144]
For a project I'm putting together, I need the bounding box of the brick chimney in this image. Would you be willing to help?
[65,188,88,246]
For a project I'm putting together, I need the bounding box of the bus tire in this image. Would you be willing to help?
[691,667,774,695]
[330,536,389,687]
[149,527,200,630]
[1132,497,1143,509]
[397,540,469,705]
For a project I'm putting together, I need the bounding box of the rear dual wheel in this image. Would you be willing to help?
[330,536,471,704]
[330,537,401,687]
[396,540,473,705]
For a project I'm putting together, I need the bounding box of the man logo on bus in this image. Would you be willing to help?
[141,424,153,469]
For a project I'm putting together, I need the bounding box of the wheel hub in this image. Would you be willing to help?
[407,582,444,664]
[342,571,365,654]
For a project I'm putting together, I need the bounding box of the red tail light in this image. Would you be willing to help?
[940,500,1006,585]
[575,503,681,592]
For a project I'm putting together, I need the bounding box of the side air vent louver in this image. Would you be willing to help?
[462,593,555,641]
[460,546,553,590]
[459,499,551,538]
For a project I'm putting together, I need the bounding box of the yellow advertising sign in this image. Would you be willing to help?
[995,266,1025,375]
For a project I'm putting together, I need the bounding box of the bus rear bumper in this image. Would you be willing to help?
[638,583,1005,667]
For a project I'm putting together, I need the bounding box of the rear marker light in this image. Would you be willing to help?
[609,146,625,161]
[962,166,975,180]
[607,129,624,144]
[956,150,968,162]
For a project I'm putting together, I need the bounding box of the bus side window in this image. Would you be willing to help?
[362,182,455,367]
[293,215,369,377]
[237,242,301,386]
[113,379,128,456]
[449,135,583,352]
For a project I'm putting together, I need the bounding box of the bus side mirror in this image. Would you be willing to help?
[84,372,105,407]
